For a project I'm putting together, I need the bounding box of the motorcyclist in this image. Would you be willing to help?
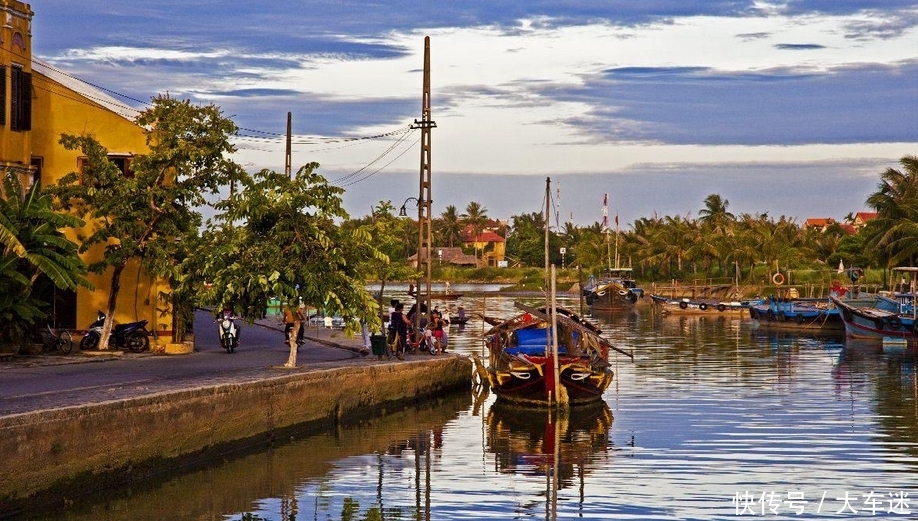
[215,305,241,344]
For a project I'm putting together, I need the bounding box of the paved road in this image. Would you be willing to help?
[0,310,374,417]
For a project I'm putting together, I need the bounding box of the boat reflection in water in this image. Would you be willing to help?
[485,402,614,520]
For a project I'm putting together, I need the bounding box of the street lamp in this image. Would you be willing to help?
[399,196,432,334]
[399,197,419,217]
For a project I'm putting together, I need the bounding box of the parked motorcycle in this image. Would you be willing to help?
[216,311,240,353]
[79,311,151,352]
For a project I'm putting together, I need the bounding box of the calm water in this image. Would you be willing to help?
[25,291,918,520]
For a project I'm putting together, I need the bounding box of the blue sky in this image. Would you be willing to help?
[33,1,918,227]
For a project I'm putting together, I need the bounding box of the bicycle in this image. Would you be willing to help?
[38,322,74,354]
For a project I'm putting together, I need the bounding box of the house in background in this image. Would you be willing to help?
[408,247,478,268]
[461,224,506,267]
[1,1,175,339]
[852,212,878,232]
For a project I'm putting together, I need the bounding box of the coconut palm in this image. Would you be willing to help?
[864,155,918,267]
[436,205,463,247]
[462,201,489,259]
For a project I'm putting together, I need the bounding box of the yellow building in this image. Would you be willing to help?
[1,1,174,340]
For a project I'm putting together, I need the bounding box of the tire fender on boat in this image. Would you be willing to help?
[679,301,688,309]
[841,307,853,323]
[717,304,726,312]
[888,316,901,330]
[795,313,804,324]
[699,303,708,311]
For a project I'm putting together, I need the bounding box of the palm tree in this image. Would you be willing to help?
[436,205,462,247]
[864,155,918,267]
[462,201,489,259]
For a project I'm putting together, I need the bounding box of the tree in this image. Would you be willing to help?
[864,155,918,267]
[203,164,383,368]
[0,174,91,344]
[435,205,462,248]
[52,95,244,348]
[462,201,489,260]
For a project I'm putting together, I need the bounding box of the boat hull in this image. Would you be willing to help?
[651,295,759,316]
[486,354,613,406]
[748,298,845,332]
[831,295,916,339]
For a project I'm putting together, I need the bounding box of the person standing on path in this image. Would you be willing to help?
[283,304,296,344]
[284,302,304,368]
[296,303,307,344]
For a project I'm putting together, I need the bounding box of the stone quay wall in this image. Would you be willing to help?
[0,356,472,508]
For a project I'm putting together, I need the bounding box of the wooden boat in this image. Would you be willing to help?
[449,314,471,325]
[831,293,915,339]
[748,296,846,332]
[582,267,644,310]
[473,302,631,406]
[650,294,762,316]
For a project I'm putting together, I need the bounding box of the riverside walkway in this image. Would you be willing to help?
[0,309,383,417]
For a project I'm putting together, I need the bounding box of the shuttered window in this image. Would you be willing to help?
[0,67,6,126]
[11,65,31,131]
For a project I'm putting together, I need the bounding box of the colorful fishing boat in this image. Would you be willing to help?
[582,267,645,310]
[748,296,845,331]
[831,293,916,339]
[473,302,630,406]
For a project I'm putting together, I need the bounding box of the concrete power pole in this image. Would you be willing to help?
[410,36,437,331]
[285,112,292,178]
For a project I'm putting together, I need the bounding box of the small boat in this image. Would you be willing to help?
[449,314,471,325]
[650,295,761,316]
[748,296,846,331]
[831,293,915,339]
[472,302,631,407]
[582,268,644,309]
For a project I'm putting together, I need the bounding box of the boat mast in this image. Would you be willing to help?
[544,177,551,297]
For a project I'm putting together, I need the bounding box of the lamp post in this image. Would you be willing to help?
[400,196,432,333]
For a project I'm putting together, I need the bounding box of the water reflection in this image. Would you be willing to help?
[20,290,918,520]
[485,403,614,521]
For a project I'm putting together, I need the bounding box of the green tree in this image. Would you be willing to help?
[435,204,462,247]
[203,164,383,367]
[864,155,918,267]
[0,174,91,343]
[462,201,489,260]
[52,96,243,348]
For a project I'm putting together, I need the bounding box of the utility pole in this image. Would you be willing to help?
[285,112,292,178]
[410,36,437,331]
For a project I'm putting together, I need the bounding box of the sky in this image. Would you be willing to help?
[32,1,918,228]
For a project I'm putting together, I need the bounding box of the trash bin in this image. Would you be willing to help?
[370,334,387,357]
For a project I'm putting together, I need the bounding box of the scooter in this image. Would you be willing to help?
[216,311,240,353]
[79,311,151,352]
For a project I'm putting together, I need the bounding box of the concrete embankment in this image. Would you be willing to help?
[0,355,471,513]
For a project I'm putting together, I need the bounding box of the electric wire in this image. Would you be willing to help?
[24,53,420,186]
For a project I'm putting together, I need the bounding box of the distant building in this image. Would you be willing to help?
[461,225,506,267]
[852,212,878,231]
[408,247,478,268]
[803,218,836,232]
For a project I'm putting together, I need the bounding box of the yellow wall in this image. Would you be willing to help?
[0,1,33,175]
[29,68,174,338]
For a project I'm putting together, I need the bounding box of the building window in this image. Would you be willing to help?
[10,65,31,131]
[77,154,135,182]
[30,156,42,186]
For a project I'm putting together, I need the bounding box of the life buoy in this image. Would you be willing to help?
[772,273,785,285]
[679,301,688,309]
[888,316,901,330]
[699,303,708,311]
[717,304,727,312]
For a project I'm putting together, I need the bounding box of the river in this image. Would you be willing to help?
[21,287,918,520]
